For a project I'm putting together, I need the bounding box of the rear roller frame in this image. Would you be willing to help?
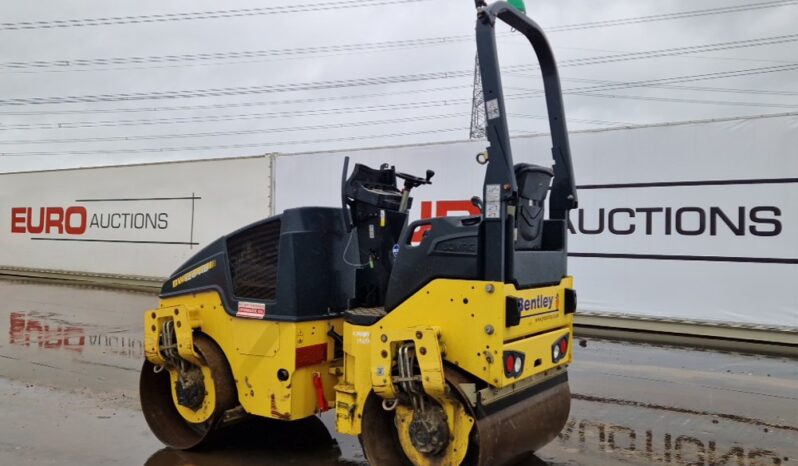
[140,333,237,450]
[360,367,570,466]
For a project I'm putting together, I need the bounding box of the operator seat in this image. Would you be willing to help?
[514,163,554,250]
[384,163,556,312]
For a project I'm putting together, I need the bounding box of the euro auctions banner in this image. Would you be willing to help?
[275,114,798,327]
[0,156,272,278]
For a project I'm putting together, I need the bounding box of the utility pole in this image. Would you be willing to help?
[471,0,526,140]
[469,53,486,139]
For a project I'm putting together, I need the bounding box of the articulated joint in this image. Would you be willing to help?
[371,327,445,402]
[144,305,203,367]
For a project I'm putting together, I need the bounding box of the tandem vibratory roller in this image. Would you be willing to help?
[139,1,579,464]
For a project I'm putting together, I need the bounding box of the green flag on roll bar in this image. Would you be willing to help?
[507,0,526,14]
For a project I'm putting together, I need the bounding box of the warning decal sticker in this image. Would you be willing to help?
[485,184,501,218]
[485,98,501,120]
[236,301,266,319]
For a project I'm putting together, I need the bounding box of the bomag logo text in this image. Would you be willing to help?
[172,260,217,289]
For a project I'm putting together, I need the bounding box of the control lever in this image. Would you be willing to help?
[396,169,435,213]
[470,196,483,211]
[396,169,435,190]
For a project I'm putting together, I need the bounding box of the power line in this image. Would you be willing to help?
[530,77,798,97]
[556,34,798,68]
[3,63,796,130]
[0,112,470,145]
[0,128,470,157]
[0,70,473,106]
[2,2,795,159]
[2,59,796,109]
[0,88,791,133]
[0,0,792,34]
[0,84,473,116]
[492,36,798,112]
[570,92,798,109]
[0,100,472,131]
[5,110,797,157]
[4,63,793,120]
[503,64,798,99]
[500,37,798,77]
[3,32,797,108]
[0,91,641,131]
[0,0,430,31]
[565,63,798,94]
[0,109,631,146]
[0,35,472,73]
[2,82,791,135]
[547,0,798,32]
[2,29,796,74]
[509,113,630,126]
[503,77,798,98]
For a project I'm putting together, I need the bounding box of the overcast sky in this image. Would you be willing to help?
[0,0,796,172]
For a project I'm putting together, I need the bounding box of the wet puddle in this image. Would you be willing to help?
[0,278,155,392]
[7,310,143,362]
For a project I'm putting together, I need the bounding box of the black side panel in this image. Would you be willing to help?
[350,209,407,308]
[512,220,568,289]
[385,216,568,310]
[267,207,356,320]
[161,207,355,322]
[228,219,280,301]
[384,216,480,311]
[160,246,236,311]
[274,225,353,318]
[511,250,566,289]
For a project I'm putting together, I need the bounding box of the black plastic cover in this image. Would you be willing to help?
[344,163,409,212]
[160,207,355,322]
[384,216,481,311]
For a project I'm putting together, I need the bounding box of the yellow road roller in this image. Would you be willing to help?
[140,1,579,464]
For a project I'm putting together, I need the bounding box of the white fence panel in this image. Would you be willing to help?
[275,114,798,327]
[1,156,272,277]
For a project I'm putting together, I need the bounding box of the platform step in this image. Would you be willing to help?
[344,307,386,325]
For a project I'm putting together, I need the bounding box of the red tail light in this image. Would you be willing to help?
[505,353,516,373]
[552,335,569,364]
[503,351,525,378]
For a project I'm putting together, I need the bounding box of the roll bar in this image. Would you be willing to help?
[475,1,578,280]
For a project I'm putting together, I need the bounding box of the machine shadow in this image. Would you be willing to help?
[143,414,553,466]
[143,416,356,466]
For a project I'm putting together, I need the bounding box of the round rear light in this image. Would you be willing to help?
[560,339,567,354]
[514,356,523,374]
[505,354,516,373]
[553,345,560,360]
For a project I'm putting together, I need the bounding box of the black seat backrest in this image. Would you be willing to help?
[514,163,554,250]
[383,216,480,311]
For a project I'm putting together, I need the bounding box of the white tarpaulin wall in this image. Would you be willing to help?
[1,114,795,327]
[0,156,272,278]
[276,114,798,328]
